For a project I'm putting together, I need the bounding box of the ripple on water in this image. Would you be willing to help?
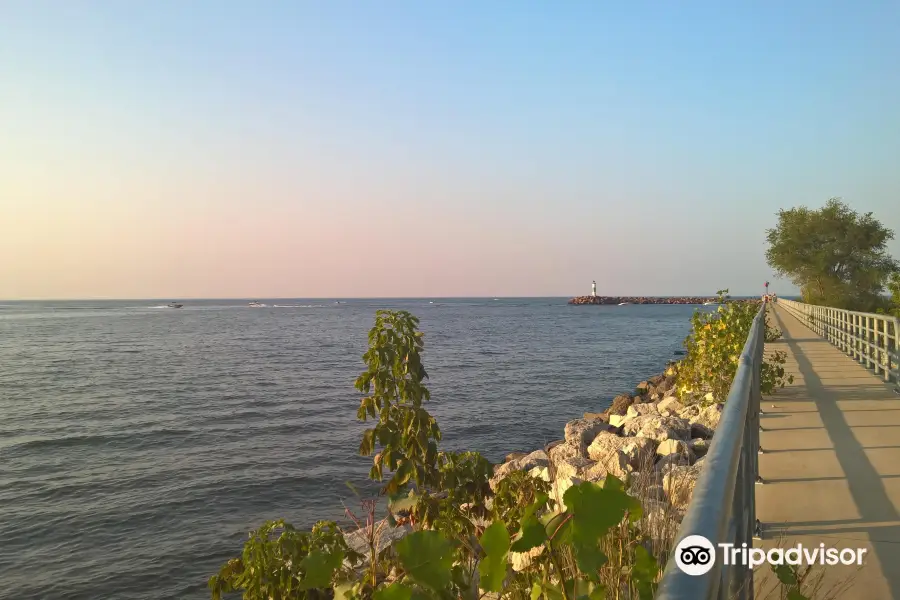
[0,299,693,599]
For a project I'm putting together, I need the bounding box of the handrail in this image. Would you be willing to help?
[655,300,766,600]
[778,299,899,383]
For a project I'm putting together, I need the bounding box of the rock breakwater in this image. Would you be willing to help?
[569,296,716,305]
[492,364,722,531]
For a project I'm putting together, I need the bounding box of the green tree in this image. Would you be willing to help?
[765,198,899,311]
[888,272,900,317]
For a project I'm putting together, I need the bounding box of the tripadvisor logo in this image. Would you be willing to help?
[674,535,867,575]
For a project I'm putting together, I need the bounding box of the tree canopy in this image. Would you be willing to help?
[888,272,900,317]
[765,198,899,311]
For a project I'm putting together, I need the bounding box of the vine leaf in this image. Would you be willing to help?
[631,545,660,600]
[373,582,414,600]
[563,480,637,577]
[395,530,454,591]
[297,548,343,589]
[510,493,549,552]
[478,520,510,592]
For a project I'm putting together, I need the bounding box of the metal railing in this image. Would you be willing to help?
[655,300,766,600]
[778,298,900,383]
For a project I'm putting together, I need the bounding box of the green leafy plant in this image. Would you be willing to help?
[771,564,811,600]
[208,520,360,599]
[492,469,554,536]
[677,289,793,404]
[356,310,441,495]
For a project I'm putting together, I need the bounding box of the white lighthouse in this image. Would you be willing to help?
[591,280,597,297]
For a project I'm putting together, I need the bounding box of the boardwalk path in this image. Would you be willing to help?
[755,304,900,599]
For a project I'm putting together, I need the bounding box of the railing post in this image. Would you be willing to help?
[777,299,899,385]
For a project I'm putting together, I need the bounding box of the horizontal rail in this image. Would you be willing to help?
[778,299,900,384]
[655,301,766,600]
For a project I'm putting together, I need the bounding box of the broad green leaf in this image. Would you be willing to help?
[631,545,660,600]
[511,494,549,551]
[510,515,547,552]
[786,589,809,600]
[395,530,454,591]
[563,480,636,577]
[373,582,414,600]
[543,511,573,546]
[531,582,543,600]
[297,548,343,589]
[478,521,510,592]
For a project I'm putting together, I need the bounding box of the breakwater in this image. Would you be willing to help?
[569,296,715,305]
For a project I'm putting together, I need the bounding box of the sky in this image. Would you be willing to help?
[1,1,899,299]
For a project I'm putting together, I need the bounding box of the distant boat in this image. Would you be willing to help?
[703,301,717,305]
[166,302,183,309]
[248,301,266,308]
[618,302,631,306]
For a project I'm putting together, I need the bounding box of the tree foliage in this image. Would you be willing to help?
[887,273,900,318]
[765,198,898,311]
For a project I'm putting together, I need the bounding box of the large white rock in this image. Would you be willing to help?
[662,458,705,509]
[554,456,597,481]
[627,403,659,419]
[695,404,724,431]
[510,545,545,572]
[623,415,691,442]
[564,418,610,447]
[677,404,703,421]
[656,439,694,462]
[620,437,659,471]
[548,441,584,464]
[609,414,630,428]
[657,396,684,416]
[489,449,550,490]
[587,431,631,462]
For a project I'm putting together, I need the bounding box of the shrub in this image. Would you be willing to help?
[676,290,793,404]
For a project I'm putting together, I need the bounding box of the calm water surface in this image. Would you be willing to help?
[0,298,700,599]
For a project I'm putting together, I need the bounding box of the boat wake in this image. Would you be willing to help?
[273,304,325,308]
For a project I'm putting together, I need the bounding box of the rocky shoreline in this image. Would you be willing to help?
[344,363,722,570]
[569,296,716,305]
[486,362,720,566]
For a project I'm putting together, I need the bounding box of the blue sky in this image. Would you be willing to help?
[1,1,898,298]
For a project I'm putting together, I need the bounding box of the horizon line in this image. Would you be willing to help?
[2,293,769,302]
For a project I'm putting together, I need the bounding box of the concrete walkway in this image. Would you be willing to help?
[755,304,900,599]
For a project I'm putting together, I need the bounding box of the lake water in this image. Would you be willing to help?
[0,298,699,599]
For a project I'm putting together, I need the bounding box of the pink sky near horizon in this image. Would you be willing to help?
[3,2,898,300]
